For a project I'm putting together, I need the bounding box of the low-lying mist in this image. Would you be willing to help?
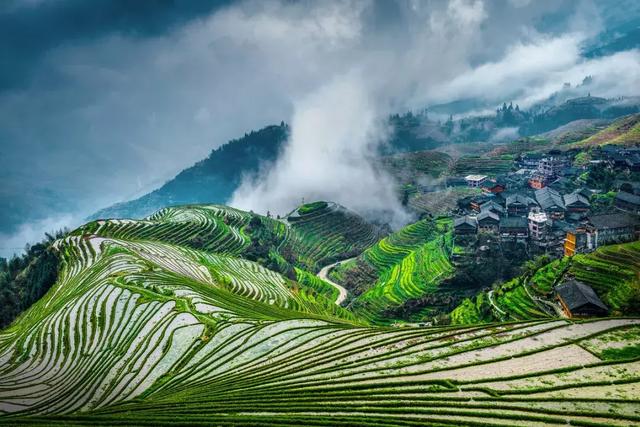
[230,73,412,228]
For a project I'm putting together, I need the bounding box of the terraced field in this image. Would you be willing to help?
[451,242,640,325]
[1,205,640,425]
[330,218,455,322]
[409,187,480,216]
[77,203,382,275]
[451,155,514,176]
[286,202,383,271]
[570,242,640,315]
[571,113,640,148]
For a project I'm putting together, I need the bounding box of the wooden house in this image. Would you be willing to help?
[555,280,608,317]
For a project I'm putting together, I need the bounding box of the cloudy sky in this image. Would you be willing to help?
[1,0,639,256]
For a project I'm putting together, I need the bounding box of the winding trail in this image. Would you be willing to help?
[317,258,354,306]
[487,289,506,316]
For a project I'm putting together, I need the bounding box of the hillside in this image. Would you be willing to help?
[571,113,640,148]
[80,202,383,276]
[521,96,639,135]
[90,124,289,221]
[87,97,640,226]
[285,202,385,271]
[330,218,456,323]
[450,241,640,325]
[2,206,640,425]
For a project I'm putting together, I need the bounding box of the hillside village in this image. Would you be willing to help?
[415,125,640,318]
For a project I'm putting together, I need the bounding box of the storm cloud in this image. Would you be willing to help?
[1,0,639,256]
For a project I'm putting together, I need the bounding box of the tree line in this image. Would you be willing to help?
[0,231,65,329]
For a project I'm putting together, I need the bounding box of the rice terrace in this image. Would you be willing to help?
[2,1,640,426]
[0,204,639,426]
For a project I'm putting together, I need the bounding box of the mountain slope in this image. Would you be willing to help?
[2,205,640,425]
[450,241,640,325]
[90,124,289,221]
[81,202,383,275]
[571,113,640,148]
[87,98,640,225]
[330,218,455,322]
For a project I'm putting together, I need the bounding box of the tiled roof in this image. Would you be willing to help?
[556,280,607,312]
[499,216,528,228]
[506,194,537,207]
[564,191,590,207]
[480,201,505,214]
[588,213,640,229]
[535,187,565,210]
[477,211,500,222]
[616,191,640,206]
[454,216,477,228]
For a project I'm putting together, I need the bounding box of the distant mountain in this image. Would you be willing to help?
[91,96,640,222]
[90,123,289,220]
[583,16,640,58]
[500,96,639,136]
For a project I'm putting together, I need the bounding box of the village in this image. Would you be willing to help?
[444,144,640,318]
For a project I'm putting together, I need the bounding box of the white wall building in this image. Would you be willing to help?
[465,174,487,188]
[528,211,549,241]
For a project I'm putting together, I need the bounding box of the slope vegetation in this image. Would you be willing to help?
[571,113,640,148]
[331,218,455,322]
[451,241,640,325]
[2,206,640,425]
[286,202,383,272]
[90,124,288,221]
[81,203,382,276]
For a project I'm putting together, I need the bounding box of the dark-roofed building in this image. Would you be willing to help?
[588,213,640,247]
[615,191,640,215]
[548,177,577,194]
[505,194,537,217]
[483,182,506,194]
[564,191,590,214]
[454,216,478,235]
[555,280,608,318]
[477,211,500,232]
[469,194,496,212]
[520,152,544,168]
[479,200,505,217]
[626,155,640,172]
[499,216,528,242]
[534,187,565,219]
[538,156,567,178]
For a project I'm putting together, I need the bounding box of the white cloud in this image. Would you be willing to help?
[3,0,639,243]
[0,214,80,259]
[231,71,411,226]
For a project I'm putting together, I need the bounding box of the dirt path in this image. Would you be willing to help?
[317,258,354,306]
[487,290,506,316]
